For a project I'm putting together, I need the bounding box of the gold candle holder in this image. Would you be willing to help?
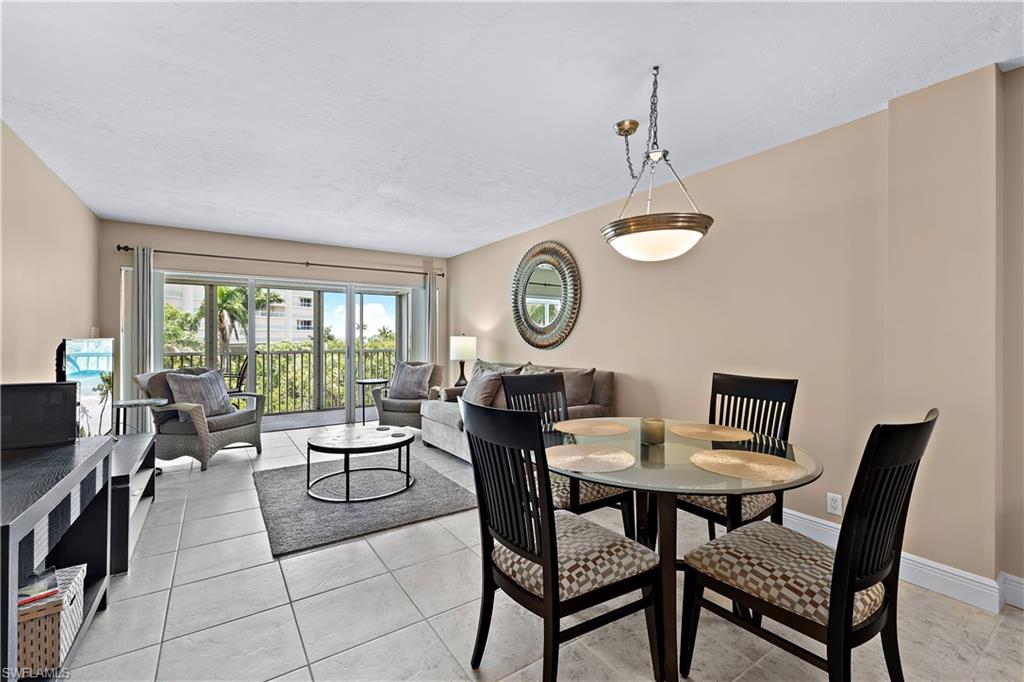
[641,418,665,445]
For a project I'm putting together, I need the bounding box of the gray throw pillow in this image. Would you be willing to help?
[562,368,596,406]
[520,363,554,375]
[389,362,433,399]
[473,359,523,378]
[165,370,233,422]
[489,366,522,409]
[462,371,503,406]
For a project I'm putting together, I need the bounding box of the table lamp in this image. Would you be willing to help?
[450,335,477,387]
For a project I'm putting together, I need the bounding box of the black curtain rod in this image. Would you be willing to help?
[116,244,445,278]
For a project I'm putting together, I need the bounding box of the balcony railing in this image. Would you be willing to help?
[162,348,397,415]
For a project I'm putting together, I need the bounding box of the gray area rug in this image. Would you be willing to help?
[253,448,477,556]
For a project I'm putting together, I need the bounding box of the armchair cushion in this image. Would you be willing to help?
[160,405,258,435]
[166,370,233,422]
[389,362,434,399]
[135,367,209,426]
[381,397,422,413]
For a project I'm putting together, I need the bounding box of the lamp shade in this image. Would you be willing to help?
[601,212,712,262]
[450,335,477,361]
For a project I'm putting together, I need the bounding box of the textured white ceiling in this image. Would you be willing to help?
[3,3,1021,258]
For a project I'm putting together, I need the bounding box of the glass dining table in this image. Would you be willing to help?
[545,417,823,682]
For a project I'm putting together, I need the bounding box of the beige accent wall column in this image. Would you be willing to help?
[1,123,100,382]
[884,66,1002,579]
[1000,67,1024,580]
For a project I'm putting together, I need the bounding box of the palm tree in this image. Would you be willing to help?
[198,288,283,348]
[93,371,114,434]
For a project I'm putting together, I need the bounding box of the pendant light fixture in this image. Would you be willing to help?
[601,66,713,262]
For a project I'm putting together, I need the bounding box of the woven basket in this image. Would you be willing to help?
[17,564,87,675]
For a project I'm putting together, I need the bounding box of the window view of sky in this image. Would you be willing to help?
[323,293,396,340]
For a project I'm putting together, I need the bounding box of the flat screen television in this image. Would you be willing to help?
[0,382,78,449]
[55,338,115,437]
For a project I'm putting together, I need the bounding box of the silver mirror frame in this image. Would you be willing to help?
[511,241,581,349]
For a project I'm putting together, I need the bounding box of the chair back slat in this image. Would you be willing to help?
[710,373,799,441]
[502,373,569,431]
[459,398,556,565]
[833,409,938,599]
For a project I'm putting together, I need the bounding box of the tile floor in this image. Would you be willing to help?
[67,427,1023,681]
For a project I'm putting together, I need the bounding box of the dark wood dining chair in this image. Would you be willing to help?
[502,373,636,539]
[679,409,939,682]
[459,398,664,682]
[676,372,799,538]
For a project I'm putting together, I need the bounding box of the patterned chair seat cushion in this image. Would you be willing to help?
[548,472,626,509]
[678,492,776,520]
[684,521,886,626]
[492,510,658,600]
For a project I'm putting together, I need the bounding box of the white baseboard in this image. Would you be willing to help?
[999,572,1024,609]
[782,508,1005,614]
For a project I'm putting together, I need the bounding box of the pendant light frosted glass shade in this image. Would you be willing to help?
[601,212,713,262]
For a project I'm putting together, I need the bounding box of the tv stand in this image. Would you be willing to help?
[2,437,112,676]
[111,434,156,573]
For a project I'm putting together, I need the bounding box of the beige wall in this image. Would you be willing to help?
[1000,67,1024,578]
[448,66,1022,579]
[97,220,447,382]
[1,123,100,382]
[884,66,1002,578]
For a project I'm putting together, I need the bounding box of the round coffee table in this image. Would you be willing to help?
[306,425,415,502]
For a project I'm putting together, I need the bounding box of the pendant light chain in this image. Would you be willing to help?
[624,134,638,180]
[622,66,661,181]
[647,66,659,152]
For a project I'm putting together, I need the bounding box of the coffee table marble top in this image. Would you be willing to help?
[307,425,414,454]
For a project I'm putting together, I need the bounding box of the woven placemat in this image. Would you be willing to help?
[690,449,807,482]
[547,444,635,473]
[669,423,753,442]
[553,420,630,436]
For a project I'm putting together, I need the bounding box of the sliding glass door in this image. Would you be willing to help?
[158,276,417,420]
[322,290,348,411]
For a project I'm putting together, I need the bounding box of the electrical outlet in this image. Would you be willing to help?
[826,492,843,516]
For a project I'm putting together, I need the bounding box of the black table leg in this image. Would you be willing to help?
[636,491,659,550]
[657,492,679,681]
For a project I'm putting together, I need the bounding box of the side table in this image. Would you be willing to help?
[112,397,168,436]
[355,378,389,425]
[112,397,167,476]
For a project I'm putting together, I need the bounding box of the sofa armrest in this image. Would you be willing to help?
[442,386,466,402]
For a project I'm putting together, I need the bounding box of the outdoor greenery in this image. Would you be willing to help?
[162,300,397,413]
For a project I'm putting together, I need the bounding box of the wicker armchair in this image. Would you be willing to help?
[134,368,264,471]
[371,362,443,429]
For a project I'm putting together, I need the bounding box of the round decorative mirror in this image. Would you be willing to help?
[512,241,581,348]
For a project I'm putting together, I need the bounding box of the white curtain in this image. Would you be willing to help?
[126,246,155,433]
[426,271,439,367]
